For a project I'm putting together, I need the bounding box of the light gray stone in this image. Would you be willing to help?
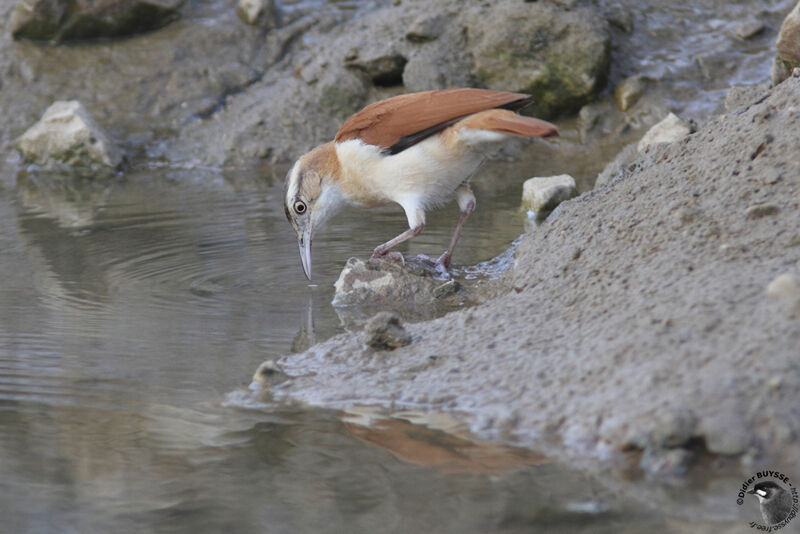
[772,1,800,85]
[637,112,691,152]
[522,174,578,215]
[15,101,123,170]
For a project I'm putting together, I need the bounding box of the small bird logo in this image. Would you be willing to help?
[748,480,793,525]
[283,88,558,279]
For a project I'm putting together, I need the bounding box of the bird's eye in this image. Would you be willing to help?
[294,200,307,214]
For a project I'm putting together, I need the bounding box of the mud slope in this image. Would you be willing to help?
[269,78,800,468]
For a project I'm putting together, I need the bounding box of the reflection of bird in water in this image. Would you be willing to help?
[748,480,793,525]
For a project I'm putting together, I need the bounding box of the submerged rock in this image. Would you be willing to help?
[467,2,610,118]
[637,112,691,152]
[15,101,123,171]
[522,174,578,215]
[773,1,800,85]
[364,312,412,350]
[9,0,183,42]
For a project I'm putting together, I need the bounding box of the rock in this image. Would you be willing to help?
[364,312,412,350]
[237,0,279,29]
[734,18,766,40]
[9,0,183,42]
[772,1,800,85]
[332,256,463,321]
[345,50,408,87]
[15,101,123,170]
[745,203,780,219]
[251,360,289,387]
[637,112,691,152]
[402,42,474,91]
[521,174,578,215]
[766,274,800,313]
[433,279,460,299]
[614,75,648,111]
[767,273,799,300]
[466,2,610,118]
[405,13,446,42]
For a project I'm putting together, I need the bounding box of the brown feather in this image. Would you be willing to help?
[452,109,558,138]
[334,89,530,150]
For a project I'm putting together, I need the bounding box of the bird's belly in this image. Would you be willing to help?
[373,138,484,209]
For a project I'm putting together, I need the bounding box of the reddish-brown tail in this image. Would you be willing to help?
[454,109,558,138]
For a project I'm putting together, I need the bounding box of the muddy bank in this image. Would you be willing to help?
[264,78,800,471]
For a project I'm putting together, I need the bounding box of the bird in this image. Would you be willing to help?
[283,88,558,280]
[748,480,793,525]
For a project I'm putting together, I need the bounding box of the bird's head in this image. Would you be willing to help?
[748,481,784,502]
[284,142,344,280]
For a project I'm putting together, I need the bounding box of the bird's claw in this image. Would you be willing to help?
[436,251,451,270]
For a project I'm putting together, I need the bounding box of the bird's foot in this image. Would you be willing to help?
[434,252,452,279]
[436,251,451,270]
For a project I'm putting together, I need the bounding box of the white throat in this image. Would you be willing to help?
[312,183,347,231]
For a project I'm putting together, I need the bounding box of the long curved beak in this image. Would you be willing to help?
[298,228,312,280]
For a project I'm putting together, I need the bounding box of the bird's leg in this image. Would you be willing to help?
[372,224,425,259]
[437,184,476,269]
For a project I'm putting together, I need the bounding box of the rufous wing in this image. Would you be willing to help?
[334,89,531,151]
[452,109,558,138]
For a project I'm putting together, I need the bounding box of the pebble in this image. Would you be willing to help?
[364,312,412,350]
[521,174,578,215]
[745,203,780,219]
[766,273,800,307]
[252,360,289,386]
[637,113,691,152]
[433,279,460,299]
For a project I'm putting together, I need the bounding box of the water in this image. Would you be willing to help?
[1,0,796,531]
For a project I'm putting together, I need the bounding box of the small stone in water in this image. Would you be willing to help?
[433,280,460,299]
[521,174,578,215]
[364,312,412,350]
